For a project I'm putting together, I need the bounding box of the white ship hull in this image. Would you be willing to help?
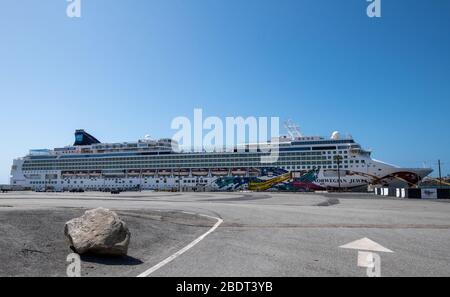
[9,129,432,192]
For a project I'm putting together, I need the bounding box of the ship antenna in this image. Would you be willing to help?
[284,119,303,139]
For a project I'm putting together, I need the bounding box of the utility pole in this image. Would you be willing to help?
[438,159,442,188]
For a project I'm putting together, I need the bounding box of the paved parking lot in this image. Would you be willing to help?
[1,191,449,276]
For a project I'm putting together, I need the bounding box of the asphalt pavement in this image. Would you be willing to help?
[1,191,449,277]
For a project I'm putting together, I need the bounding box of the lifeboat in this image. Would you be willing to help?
[142,170,156,176]
[173,169,189,176]
[192,169,208,176]
[248,168,261,177]
[102,170,125,177]
[61,171,74,177]
[158,169,172,176]
[211,168,229,176]
[231,168,247,176]
[127,170,140,176]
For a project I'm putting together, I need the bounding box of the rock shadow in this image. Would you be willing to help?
[80,254,143,266]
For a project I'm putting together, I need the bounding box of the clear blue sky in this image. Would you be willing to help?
[0,0,449,183]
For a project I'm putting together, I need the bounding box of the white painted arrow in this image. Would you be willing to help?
[339,237,394,253]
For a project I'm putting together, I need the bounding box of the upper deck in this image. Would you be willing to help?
[26,131,361,160]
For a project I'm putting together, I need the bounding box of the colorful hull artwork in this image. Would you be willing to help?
[210,167,424,191]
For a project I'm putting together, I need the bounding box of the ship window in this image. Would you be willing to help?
[312,146,336,151]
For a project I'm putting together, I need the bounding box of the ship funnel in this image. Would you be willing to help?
[74,130,101,146]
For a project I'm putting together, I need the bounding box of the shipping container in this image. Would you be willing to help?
[407,188,421,199]
[437,189,450,199]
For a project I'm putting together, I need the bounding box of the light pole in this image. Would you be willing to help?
[139,166,142,192]
[334,155,343,192]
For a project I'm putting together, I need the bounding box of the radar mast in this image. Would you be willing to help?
[284,120,303,140]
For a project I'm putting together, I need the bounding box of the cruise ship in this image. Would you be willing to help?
[10,129,432,192]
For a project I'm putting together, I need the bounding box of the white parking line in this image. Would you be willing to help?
[137,213,223,277]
